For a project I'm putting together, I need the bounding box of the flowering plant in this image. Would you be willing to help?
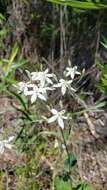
[15,62,81,130]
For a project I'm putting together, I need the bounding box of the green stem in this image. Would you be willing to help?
[59,126,73,188]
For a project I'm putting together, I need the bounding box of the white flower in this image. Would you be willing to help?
[15,81,30,94]
[31,69,56,87]
[65,66,80,79]
[0,136,14,154]
[24,84,54,103]
[54,79,75,95]
[24,84,47,103]
[48,109,68,129]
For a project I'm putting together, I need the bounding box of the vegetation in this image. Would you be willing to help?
[0,0,107,189]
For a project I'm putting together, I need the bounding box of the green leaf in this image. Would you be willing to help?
[0,28,7,37]
[101,42,107,49]
[9,43,19,66]
[7,90,28,111]
[96,61,104,71]
[101,36,107,49]
[102,78,107,86]
[72,182,95,190]
[48,0,107,10]
[0,13,5,24]
[94,101,106,108]
[55,177,71,190]
[11,59,28,69]
[64,153,77,172]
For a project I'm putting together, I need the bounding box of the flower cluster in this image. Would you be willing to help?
[15,63,80,129]
[15,69,55,103]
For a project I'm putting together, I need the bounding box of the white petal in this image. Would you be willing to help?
[61,86,66,95]
[70,73,75,79]
[74,66,77,70]
[24,90,33,96]
[59,79,64,83]
[31,72,38,80]
[38,93,47,101]
[0,143,4,154]
[65,72,70,77]
[58,117,64,129]
[31,72,37,75]
[47,73,54,78]
[48,115,58,123]
[53,83,62,88]
[40,79,45,87]
[46,87,55,91]
[32,73,42,81]
[24,84,36,95]
[66,67,70,71]
[76,71,81,75]
[42,92,47,99]
[46,78,53,84]
[8,136,14,142]
[27,83,35,88]
[53,74,57,81]
[51,109,58,115]
[68,80,73,84]
[31,94,37,103]
[45,69,49,74]
[62,116,68,120]
[70,87,76,92]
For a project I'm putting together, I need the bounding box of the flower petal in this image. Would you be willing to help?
[62,116,68,120]
[53,83,62,88]
[40,79,45,87]
[68,80,73,84]
[51,109,58,115]
[76,71,81,75]
[31,94,37,103]
[45,69,49,74]
[46,78,53,84]
[48,115,58,123]
[8,136,14,142]
[0,143,4,154]
[31,72,38,80]
[24,90,33,96]
[47,73,54,78]
[70,72,75,79]
[38,93,47,101]
[70,87,76,92]
[58,117,64,129]
[61,85,66,95]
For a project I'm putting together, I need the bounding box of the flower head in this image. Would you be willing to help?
[31,69,56,87]
[54,79,75,95]
[48,109,68,129]
[0,136,14,154]
[15,81,30,94]
[24,83,54,103]
[65,66,80,79]
[24,84,47,103]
